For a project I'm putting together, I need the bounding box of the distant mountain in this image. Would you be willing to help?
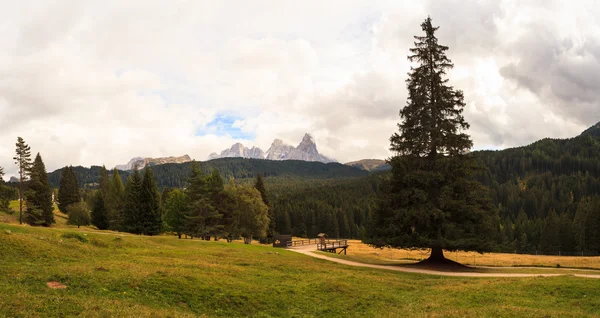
[9,177,19,183]
[208,143,264,160]
[580,121,600,138]
[209,133,336,163]
[345,159,390,171]
[115,155,192,171]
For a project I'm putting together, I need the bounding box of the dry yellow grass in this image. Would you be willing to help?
[345,240,600,269]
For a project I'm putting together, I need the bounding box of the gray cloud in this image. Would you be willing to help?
[1,0,600,179]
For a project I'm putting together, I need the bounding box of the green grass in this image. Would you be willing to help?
[9,200,19,211]
[2,223,600,317]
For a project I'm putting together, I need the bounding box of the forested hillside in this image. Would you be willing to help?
[269,122,600,255]
[45,158,368,189]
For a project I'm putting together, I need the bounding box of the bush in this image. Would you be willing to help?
[67,202,91,228]
[61,232,89,243]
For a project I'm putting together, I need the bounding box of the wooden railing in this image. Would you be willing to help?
[287,238,319,247]
[317,240,348,251]
[287,238,340,248]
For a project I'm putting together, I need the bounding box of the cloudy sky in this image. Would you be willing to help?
[1,0,599,179]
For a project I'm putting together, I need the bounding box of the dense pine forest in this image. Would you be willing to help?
[43,158,369,189]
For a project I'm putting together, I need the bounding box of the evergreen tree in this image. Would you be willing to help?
[540,209,560,254]
[585,196,600,253]
[364,17,497,263]
[25,153,54,226]
[107,169,125,231]
[140,167,161,235]
[255,173,275,240]
[91,191,109,230]
[123,169,143,234]
[99,166,110,199]
[281,210,292,235]
[573,198,589,252]
[184,163,221,239]
[0,166,8,212]
[57,166,80,213]
[163,189,188,239]
[13,137,32,224]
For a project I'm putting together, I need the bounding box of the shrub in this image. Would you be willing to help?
[67,202,91,228]
[61,232,88,243]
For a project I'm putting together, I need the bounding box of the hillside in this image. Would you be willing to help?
[2,223,600,317]
[46,158,368,189]
[345,159,389,171]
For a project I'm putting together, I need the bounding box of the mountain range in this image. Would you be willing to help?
[115,155,192,171]
[208,133,335,163]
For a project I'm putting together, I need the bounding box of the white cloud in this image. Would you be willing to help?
[1,0,599,180]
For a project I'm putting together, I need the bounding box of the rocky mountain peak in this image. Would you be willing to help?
[297,133,318,155]
[115,154,192,171]
[209,133,335,163]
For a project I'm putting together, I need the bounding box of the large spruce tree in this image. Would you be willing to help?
[107,169,125,231]
[91,191,109,230]
[163,189,188,239]
[123,169,143,234]
[25,153,54,226]
[13,137,32,224]
[364,17,496,263]
[139,167,161,235]
[57,166,80,213]
[184,163,222,239]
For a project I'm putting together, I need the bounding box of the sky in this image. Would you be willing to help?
[1,0,600,179]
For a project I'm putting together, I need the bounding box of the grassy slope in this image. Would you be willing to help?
[2,224,600,317]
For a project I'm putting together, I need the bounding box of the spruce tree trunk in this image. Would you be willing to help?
[428,247,445,262]
[19,173,23,225]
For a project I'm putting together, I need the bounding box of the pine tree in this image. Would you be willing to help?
[25,153,54,226]
[57,166,80,213]
[107,169,125,231]
[364,17,497,263]
[91,191,109,230]
[163,189,188,239]
[255,173,275,240]
[0,166,8,212]
[123,169,143,234]
[140,167,161,235]
[99,166,110,200]
[540,209,560,254]
[184,163,221,239]
[13,137,32,224]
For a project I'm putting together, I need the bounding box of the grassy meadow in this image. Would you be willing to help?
[339,240,600,270]
[2,223,600,317]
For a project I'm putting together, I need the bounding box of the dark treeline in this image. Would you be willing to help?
[44,158,368,189]
[266,174,383,239]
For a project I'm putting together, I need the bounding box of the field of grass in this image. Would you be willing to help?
[1,200,68,226]
[344,240,600,270]
[2,224,600,317]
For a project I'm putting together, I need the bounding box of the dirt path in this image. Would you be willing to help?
[289,245,600,279]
